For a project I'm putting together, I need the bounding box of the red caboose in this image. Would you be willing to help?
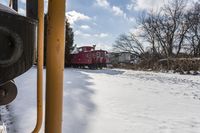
[70,46,108,69]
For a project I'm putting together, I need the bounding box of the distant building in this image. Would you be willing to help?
[108,52,132,64]
[119,52,131,63]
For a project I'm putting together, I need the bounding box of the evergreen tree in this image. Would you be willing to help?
[44,14,74,66]
[65,20,74,66]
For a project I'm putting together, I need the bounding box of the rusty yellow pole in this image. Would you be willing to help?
[45,0,66,132]
[32,0,44,133]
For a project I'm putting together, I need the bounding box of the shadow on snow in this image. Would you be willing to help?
[63,69,96,133]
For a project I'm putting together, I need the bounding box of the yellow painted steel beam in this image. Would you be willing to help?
[32,0,44,133]
[45,0,66,132]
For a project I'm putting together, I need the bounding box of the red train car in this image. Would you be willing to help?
[70,46,108,69]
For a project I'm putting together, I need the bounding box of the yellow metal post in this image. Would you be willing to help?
[32,0,44,133]
[45,0,66,132]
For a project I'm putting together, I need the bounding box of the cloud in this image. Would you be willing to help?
[95,43,112,51]
[111,6,127,18]
[94,33,109,38]
[76,43,112,51]
[95,0,127,17]
[80,25,91,30]
[127,4,133,11]
[75,30,91,37]
[128,0,198,12]
[136,0,165,11]
[75,30,109,38]
[77,42,112,51]
[66,11,91,24]
[127,0,166,11]
[129,25,143,36]
[128,17,136,22]
[112,6,124,16]
[112,7,135,22]
[96,0,110,8]
[127,0,136,11]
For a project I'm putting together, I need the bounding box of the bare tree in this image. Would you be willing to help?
[139,12,160,57]
[140,0,189,58]
[113,33,145,58]
[186,2,200,57]
[159,0,189,57]
[113,0,200,71]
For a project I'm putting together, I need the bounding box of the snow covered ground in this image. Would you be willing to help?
[1,67,200,133]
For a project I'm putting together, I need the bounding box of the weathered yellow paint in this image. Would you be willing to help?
[45,0,66,132]
[32,0,44,133]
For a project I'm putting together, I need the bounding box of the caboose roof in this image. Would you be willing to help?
[78,46,94,49]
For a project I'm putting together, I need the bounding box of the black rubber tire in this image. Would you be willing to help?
[0,81,17,105]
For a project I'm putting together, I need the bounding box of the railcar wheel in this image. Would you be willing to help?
[0,81,17,105]
[99,65,103,69]
[88,65,93,69]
